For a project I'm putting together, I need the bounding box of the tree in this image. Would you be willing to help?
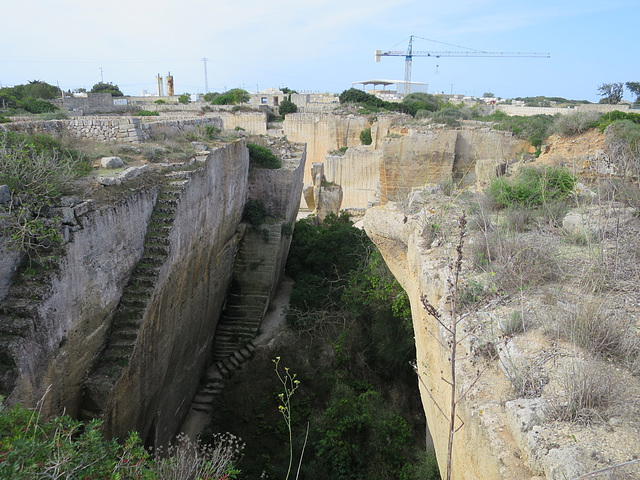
[626,82,640,103]
[23,80,60,99]
[597,82,624,104]
[90,82,124,97]
[402,92,439,115]
[279,94,298,116]
[208,88,249,105]
[178,92,191,104]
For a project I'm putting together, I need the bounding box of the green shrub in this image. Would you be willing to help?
[481,112,554,149]
[178,93,191,104]
[90,82,123,96]
[134,110,160,116]
[360,127,372,145]
[154,99,166,104]
[279,96,298,116]
[0,400,150,479]
[21,99,58,114]
[243,198,268,226]
[594,110,640,132]
[247,142,281,169]
[0,399,243,479]
[486,166,576,208]
[205,124,221,138]
[208,89,250,105]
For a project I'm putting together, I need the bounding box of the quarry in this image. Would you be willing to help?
[0,93,639,479]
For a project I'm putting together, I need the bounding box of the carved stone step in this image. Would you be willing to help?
[0,298,37,317]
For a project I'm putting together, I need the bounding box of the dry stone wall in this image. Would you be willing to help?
[1,115,230,142]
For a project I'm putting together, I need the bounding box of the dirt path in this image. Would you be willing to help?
[254,276,294,348]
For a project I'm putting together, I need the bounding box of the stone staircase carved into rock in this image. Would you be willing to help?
[183,221,287,433]
[81,172,191,420]
[0,264,57,395]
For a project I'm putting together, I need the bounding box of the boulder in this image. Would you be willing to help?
[100,156,124,169]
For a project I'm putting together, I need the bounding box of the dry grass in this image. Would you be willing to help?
[472,231,562,293]
[548,360,616,424]
[553,301,639,364]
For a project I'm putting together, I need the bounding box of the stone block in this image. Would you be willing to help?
[50,207,77,226]
[98,176,122,186]
[73,200,95,217]
[101,156,125,169]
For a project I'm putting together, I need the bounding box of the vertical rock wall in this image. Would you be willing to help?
[283,113,370,184]
[8,190,159,415]
[99,141,250,445]
[364,205,535,480]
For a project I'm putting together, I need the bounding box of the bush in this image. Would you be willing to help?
[178,93,191,104]
[554,302,639,361]
[154,99,166,104]
[243,198,268,226]
[481,112,555,149]
[247,142,281,169]
[279,96,298,116]
[0,400,150,479]
[21,98,58,114]
[360,127,372,145]
[605,120,640,179]
[134,110,160,116]
[594,110,640,132]
[473,232,561,292]
[208,89,250,105]
[486,166,576,208]
[552,111,601,135]
[0,399,242,479]
[90,81,123,97]
[549,361,615,423]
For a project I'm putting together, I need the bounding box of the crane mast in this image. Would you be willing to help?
[375,35,550,95]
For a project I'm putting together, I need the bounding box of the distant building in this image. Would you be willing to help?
[351,79,430,100]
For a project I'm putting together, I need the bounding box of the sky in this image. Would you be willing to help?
[1,0,639,102]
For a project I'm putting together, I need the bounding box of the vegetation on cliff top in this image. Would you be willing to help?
[0,131,91,256]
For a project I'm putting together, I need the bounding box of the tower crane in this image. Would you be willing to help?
[375,35,550,95]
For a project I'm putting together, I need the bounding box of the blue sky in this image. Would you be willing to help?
[1,0,638,102]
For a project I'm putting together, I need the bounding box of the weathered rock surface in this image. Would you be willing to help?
[100,156,124,169]
[302,162,343,221]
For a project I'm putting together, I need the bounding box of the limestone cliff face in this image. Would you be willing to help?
[324,147,383,208]
[379,128,527,203]
[7,190,158,415]
[1,139,306,448]
[96,141,250,446]
[283,113,370,184]
[285,112,527,210]
[2,142,249,446]
[364,205,535,480]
